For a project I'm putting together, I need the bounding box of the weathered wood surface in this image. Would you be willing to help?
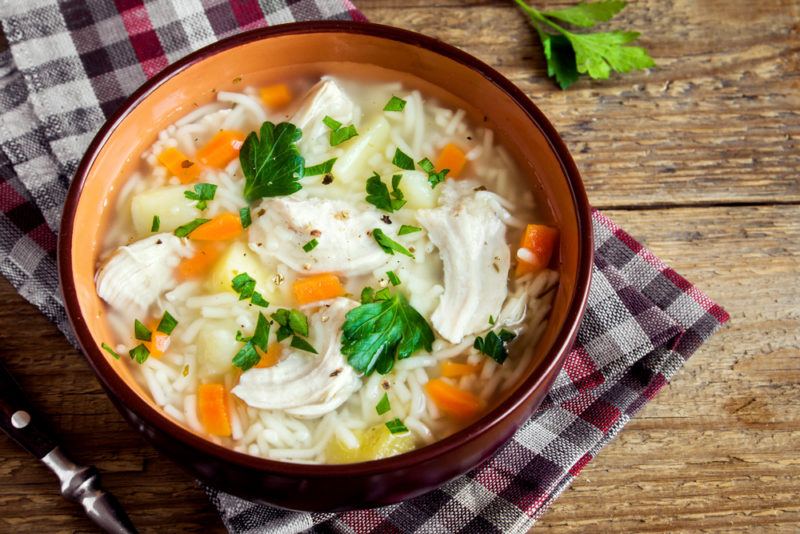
[0,1,798,532]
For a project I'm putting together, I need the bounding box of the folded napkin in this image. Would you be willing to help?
[0,2,728,533]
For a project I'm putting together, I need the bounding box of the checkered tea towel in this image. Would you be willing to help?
[0,1,728,533]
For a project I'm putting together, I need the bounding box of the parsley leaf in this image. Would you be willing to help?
[473,329,517,364]
[304,157,337,176]
[233,313,270,371]
[417,157,448,188]
[174,218,210,237]
[383,96,406,112]
[372,228,414,258]
[184,183,217,210]
[392,148,415,171]
[385,418,409,434]
[129,343,150,364]
[251,312,270,351]
[366,173,406,213]
[134,319,151,342]
[543,0,626,27]
[157,310,178,334]
[515,0,654,89]
[387,271,401,286]
[341,289,434,375]
[232,342,259,371]
[240,121,305,201]
[323,115,342,131]
[398,224,422,236]
[271,308,315,353]
[101,342,121,359]
[239,206,252,229]
[151,215,160,232]
[231,272,257,300]
[330,124,359,146]
[376,393,391,415]
[290,336,318,354]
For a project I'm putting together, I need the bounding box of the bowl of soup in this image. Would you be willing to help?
[59,21,593,511]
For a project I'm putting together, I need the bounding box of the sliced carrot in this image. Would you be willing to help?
[255,343,282,369]
[292,273,345,305]
[188,213,242,241]
[177,241,225,279]
[435,143,467,178]
[157,147,200,184]
[260,84,293,109]
[515,224,559,277]
[197,383,231,437]
[425,378,482,419]
[195,130,246,169]
[441,361,479,378]
[146,331,171,358]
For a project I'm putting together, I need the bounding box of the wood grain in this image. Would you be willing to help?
[0,1,798,532]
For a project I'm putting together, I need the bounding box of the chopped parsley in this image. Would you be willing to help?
[398,224,421,236]
[129,343,150,364]
[385,418,409,434]
[239,206,252,229]
[240,121,305,201]
[383,96,407,112]
[417,157,449,188]
[392,148,415,171]
[372,228,414,259]
[387,270,401,286]
[150,215,160,232]
[271,308,317,354]
[233,312,270,371]
[302,238,319,252]
[134,319,151,342]
[184,183,217,210]
[330,124,359,146]
[341,288,434,375]
[376,392,391,415]
[488,315,496,326]
[174,218,210,238]
[231,272,269,308]
[366,173,406,213]
[156,311,178,335]
[473,329,517,364]
[101,342,121,359]
[304,157,337,176]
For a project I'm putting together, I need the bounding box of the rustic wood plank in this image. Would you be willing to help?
[360,0,800,208]
[0,204,797,531]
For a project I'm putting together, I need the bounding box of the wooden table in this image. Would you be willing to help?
[1,1,798,531]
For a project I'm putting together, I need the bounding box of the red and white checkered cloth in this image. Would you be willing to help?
[0,2,728,533]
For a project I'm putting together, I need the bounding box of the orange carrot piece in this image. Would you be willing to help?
[188,213,242,241]
[515,224,559,277]
[146,331,171,358]
[157,147,200,183]
[177,242,225,279]
[196,130,246,169]
[435,143,467,178]
[255,343,282,369]
[425,378,482,419]
[197,383,231,437]
[292,273,345,305]
[440,361,479,378]
[260,84,293,109]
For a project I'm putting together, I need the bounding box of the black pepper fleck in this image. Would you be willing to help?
[381,215,392,225]
[322,174,334,185]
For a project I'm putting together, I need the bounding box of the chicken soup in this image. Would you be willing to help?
[96,76,559,463]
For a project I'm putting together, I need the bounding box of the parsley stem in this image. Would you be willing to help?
[515,0,569,35]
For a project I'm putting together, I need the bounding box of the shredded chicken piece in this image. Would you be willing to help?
[95,233,193,317]
[291,77,358,152]
[232,298,361,418]
[249,197,389,275]
[417,181,511,343]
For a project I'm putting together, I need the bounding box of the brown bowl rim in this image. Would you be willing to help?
[58,20,593,479]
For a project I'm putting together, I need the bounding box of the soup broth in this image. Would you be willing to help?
[96,75,559,464]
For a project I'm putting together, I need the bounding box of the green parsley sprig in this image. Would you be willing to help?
[514,0,655,89]
[240,121,305,201]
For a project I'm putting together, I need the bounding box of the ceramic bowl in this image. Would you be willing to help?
[59,21,593,511]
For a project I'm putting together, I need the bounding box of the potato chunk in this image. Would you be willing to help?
[131,185,200,236]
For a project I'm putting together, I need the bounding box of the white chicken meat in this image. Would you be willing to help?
[291,77,358,155]
[249,197,390,276]
[95,233,193,317]
[232,298,361,418]
[416,181,512,343]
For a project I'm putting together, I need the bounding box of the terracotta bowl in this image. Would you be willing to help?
[59,21,593,512]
